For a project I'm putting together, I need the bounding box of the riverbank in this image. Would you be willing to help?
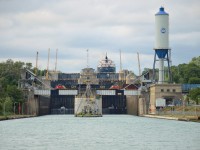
[0,115,36,121]
[142,114,200,122]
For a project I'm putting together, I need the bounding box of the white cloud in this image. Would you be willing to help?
[0,0,199,75]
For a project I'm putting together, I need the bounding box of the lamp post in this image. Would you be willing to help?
[196,97,200,116]
[3,101,6,116]
[183,95,187,117]
[14,102,18,116]
[195,101,197,116]
[22,102,24,115]
[3,101,8,116]
[183,100,185,117]
[22,102,28,115]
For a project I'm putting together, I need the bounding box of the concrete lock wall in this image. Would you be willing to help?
[28,96,39,115]
[138,98,147,116]
[140,91,150,115]
[25,90,39,116]
[126,96,138,115]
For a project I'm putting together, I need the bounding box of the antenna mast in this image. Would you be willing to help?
[55,49,58,72]
[137,52,141,76]
[46,48,50,80]
[137,52,143,85]
[87,49,89,68]
[120,50,122,71]
[119,49,124,81]
[35,51,38,75]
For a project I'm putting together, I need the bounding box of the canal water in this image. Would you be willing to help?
[0,115,200,150]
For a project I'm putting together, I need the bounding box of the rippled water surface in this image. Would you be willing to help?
[0,115,200,150]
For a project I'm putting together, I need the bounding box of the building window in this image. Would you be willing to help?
[161,89,164,92]
[167,89,170,92]
[173,89,176,92]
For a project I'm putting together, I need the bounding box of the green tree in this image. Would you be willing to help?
[25,62,32,69]
[0,98,3,115]
[171,66,180,83]
[0,97,13,115]
[0,59,25,86]
[189,77,200,84]
[171,57,200,84]
[188,88,200,105]
[6,85,23,102]
[184,63,200,83]
[178,63,188,83]
[190,56,200,67]
[0,59,28,104]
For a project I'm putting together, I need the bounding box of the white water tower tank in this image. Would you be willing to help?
[155,7,169,49]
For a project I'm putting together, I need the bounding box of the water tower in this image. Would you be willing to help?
[153,7,172,84]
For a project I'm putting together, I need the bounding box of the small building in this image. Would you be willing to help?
[149,84,182,114]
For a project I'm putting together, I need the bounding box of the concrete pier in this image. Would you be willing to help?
[126,95,138,115]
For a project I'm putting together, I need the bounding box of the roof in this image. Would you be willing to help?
[109,85,120,90]
[155,7,169,16]
[123,84,138,90]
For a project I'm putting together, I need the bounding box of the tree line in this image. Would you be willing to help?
[172,56,200,104]
[171,56,200,84]
[0,59,33,115]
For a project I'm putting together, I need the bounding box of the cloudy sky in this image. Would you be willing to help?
[0,0,199,75]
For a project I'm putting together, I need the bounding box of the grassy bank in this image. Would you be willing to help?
[144,114,200,122]
[162,106,200,112]
[162,114,200,122]
[0,115,36,121]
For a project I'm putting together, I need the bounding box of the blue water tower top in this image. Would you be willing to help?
[155,7,168,15]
